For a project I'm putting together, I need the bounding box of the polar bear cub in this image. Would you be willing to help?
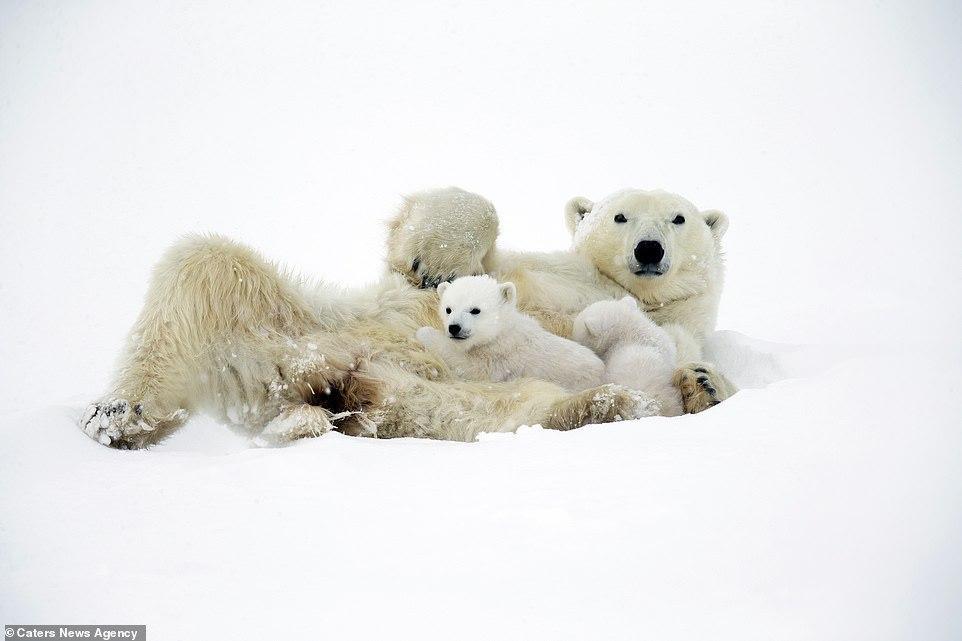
[416,275,605,392]
[573,296,684,417]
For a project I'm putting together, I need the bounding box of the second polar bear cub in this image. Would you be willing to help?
[416,275,604,392]
[573,296,684,417]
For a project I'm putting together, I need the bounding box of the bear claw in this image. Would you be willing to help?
[79,399,180,449]
[673,363,736,414]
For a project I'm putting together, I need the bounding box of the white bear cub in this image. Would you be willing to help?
[573,296,684,417]
[416,275,605,392]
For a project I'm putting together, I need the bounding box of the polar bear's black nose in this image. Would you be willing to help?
[634,240,665,265]
[448,323,462,336]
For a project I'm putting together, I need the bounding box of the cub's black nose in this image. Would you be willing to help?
[448,323,462,336]
[634,240,665,265]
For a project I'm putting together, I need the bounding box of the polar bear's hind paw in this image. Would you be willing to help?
[79,399,185,449]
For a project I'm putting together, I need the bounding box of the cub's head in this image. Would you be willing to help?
[565,189,728,302]
[572,296,642,355]
[436,275,517,349]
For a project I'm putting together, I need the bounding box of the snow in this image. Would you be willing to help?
[1,1,961,639]
[2,341,961,639]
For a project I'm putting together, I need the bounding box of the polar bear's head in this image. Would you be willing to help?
[436,275,517,349]
[565,189,728,303]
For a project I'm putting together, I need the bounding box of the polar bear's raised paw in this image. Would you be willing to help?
[400,243,487,290]
[411,257,456,290]
[673,363,736,414]
[386,187,499,289]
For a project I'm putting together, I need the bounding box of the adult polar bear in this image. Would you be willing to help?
[80,187,734,448]
[390,187,734,399]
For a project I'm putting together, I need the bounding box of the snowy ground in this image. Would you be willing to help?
[2,339,960,640]
[1,1,961,639]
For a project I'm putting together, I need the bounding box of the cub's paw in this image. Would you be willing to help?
[672,363,736,414]
[79,399,185,449]
[414,326,437,345]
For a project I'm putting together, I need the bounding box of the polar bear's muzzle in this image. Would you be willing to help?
[448,323,469,340]
[631,239,669,277]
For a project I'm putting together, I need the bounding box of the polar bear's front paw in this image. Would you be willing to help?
[254,404,334,446]
[588,384,661,422]
[254,403,377,446]
[79,399,185,449]
[544,384,659,431]
[673,363,736,414]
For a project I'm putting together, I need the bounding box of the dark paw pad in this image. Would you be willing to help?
[696,376,717,396]
[418,273,453,289]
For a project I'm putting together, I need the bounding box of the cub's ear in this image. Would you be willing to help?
[620,295,638,309]
[564,196,594,235]
[499,282,517,306]
[702,210,729,239]
[437,281,450,297]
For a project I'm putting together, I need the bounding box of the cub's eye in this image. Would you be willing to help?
[672,214,686,225]
[470,308,481,315]
[445,307,451,314]
[614,213,628,223]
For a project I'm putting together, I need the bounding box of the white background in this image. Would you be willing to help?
[1,2,960,639]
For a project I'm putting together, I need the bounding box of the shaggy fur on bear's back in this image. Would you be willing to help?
[81,235,653,448]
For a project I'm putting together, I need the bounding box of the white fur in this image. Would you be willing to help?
[391,187,735,413]
[488,189,728,350]
[417,276,605,392]
[81,187,729,448]
[565,189,727,343]
[573,296,684,417]
[395,187,729,360]
[81,235,654,448]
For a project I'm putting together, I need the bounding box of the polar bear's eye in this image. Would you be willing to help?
[672,214,686,225]
[614,213,628,223]
[445,307,451,314]
[470,308,481,315]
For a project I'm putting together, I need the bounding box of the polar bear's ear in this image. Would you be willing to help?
[703,210,729,239]
[565,197,594,235]
[437,281,449,297]
[620,295,638,309]
[499,282,517,306]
